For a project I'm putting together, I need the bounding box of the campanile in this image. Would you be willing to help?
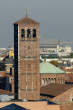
[14,16,40,100]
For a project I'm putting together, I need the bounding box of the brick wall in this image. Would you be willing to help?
[60,103,73,110]
[18,22,40,100]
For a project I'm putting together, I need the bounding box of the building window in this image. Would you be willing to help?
[33,29,36,38]
[27,29,31,38]
[21,29,25,38]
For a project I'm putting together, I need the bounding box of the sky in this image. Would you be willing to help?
[0,0,73,48]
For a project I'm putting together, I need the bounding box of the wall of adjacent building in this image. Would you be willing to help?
[0,102,60,110]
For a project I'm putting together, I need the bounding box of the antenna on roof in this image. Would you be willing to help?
[29,8,31,17]
[25,8,28,17]
[25,8,31,17]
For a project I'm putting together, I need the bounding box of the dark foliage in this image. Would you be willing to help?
[0,62,6,71]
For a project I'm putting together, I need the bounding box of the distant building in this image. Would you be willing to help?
[8,47,14,58]
[58,46,72,57]
[40,38,58,56]
[40,38,72,58]
[0,48,8,61]
[2,56,14,73]
[0,48,7,54]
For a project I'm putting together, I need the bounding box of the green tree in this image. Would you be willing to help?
[70,53,73,58]
[0,62,6,71]
[50,60,59,66]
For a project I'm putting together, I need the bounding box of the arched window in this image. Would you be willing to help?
[21,29,25,38]
[42,79,45,86]
[33,29,36,38]
[27,29,31,38]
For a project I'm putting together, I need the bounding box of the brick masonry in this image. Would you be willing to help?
[41,73,65,86]
[17,19,40,100]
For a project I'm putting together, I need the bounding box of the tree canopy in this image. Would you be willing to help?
[0,62,6,71]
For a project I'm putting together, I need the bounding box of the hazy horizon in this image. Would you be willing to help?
[0,0,73,48]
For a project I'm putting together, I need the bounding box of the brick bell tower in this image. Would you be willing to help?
[14,15,40,100]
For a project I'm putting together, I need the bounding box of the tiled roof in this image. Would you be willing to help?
[40,62,65,74]
[0,104,29,110]
[0,71,6,77]
[0,89,10,94]
[40,84,73,97]
[14,16,39,24]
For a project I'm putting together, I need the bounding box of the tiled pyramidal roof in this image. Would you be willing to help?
[40,62,65,74]
[14,16,39,24]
